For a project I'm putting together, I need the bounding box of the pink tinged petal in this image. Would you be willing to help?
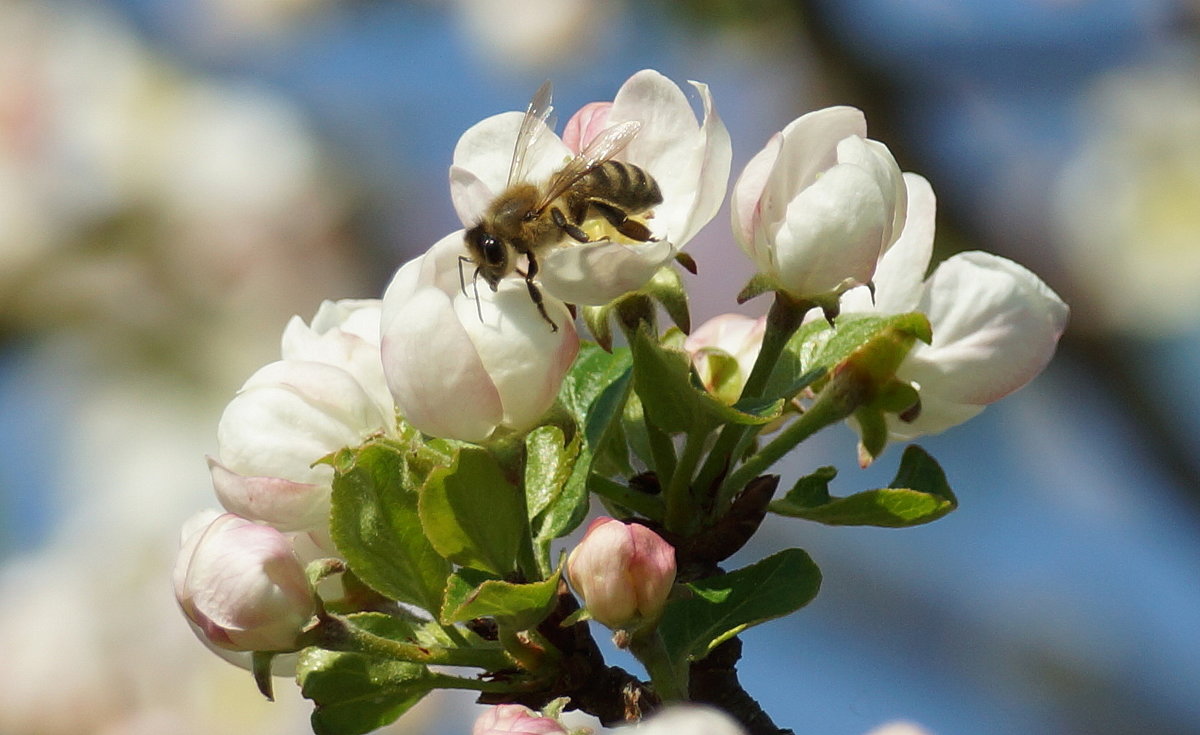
[772,163,888,298]
[208,457,329,533]
[685,313,767,397]
[381,283,503,442]
[902,251,1069,408]
[869,173,937,314]
[561,101,612,154]
[732,132,783,261]
[456,278,578,433]
[685,313,767,367]
[567,518,674,629]
[627,523,676,616]
[538,238,676,305]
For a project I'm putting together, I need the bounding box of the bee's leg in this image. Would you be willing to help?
[551,205,591,243]
[522,252,558,332]
[590,200,654,241]
[457,256,472,296]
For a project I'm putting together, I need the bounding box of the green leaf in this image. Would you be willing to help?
[770,445,957,527]
[659,549,821,663]
[330,440,450,614]
[442,568,562,630]
[298,614,436,735]
[630,324,782,435]
[421,447,527,576]
[782,466,837,507]
[584,366,634,477]
[559,342,634,425]
[524,425,581,520]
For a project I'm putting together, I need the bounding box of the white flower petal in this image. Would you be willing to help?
[539,239,675,305]
[450,110,572,224]
[773,162,888,297]
[608,70,730,247]
[760,107,867,233]
[902,251,1068,407]
[456,277,578,432]
[837,136,907,249]
[868,172,937,314]
[218,360,384,485]
[381,282,504,442]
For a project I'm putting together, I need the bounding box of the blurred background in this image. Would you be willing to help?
[1,0,1198,733]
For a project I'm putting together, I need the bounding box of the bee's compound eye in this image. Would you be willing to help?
[478,234,505,266]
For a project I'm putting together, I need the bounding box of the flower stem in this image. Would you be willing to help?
[692,294,809,513]
[588,474,665,520]
[630,629,688,703]
[717,375,859,507]
[663,430,709,534]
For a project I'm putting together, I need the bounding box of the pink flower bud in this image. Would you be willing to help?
[472,704,568,735]
[174,512,316,652]
[566,517,676,631]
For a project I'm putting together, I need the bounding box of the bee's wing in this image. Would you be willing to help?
[507,80,554,186]
[535,120,642,211]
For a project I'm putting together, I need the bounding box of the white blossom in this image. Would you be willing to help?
[380,232,580,442]
[210,300,391,533]
[449,70,731,306]
[732,106,906,303]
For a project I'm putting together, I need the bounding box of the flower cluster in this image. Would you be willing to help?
[174,68,1068,734]
[175,299,392,653]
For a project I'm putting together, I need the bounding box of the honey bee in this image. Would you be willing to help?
[461,82,663,331]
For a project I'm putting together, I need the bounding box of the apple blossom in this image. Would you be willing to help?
[449,69,731,306]
[566,517,676,631]
[174,512,316,652]
[732,106,907,304]
[841,173,1069,442]
[684,313,767,404]
[209,300,392,533]
[380,232,579,442]
[472,704,569,735]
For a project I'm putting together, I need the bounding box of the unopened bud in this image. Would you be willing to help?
[173,512,316,652]
[566,517,676,631]
[472,704,568,735]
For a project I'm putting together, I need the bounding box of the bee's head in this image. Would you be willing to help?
[464,224,508,290]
